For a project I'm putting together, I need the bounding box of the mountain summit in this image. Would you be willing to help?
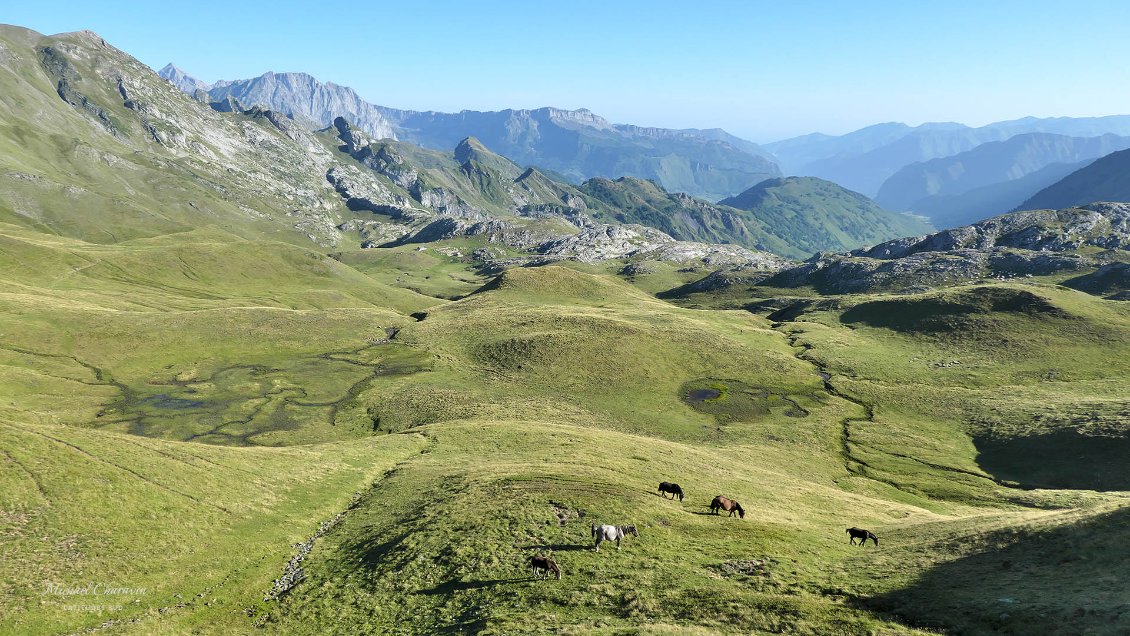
[159,66,781,200]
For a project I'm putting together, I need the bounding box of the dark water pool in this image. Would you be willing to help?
[686,388,722,402]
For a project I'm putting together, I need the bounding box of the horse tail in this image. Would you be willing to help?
[591,523,596,539]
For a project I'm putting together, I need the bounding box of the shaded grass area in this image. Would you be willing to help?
[974,430,1130,491]
[853,506,1130,635]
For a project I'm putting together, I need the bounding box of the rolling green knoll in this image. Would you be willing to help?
[718,177,935,258]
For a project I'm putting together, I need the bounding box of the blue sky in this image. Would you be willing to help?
[5,0,1130,142]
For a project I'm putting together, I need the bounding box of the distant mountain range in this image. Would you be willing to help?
[158,65,780,202]
[766,116,1130,197]
[1019,147,1130,211]
[875,132,1130,228]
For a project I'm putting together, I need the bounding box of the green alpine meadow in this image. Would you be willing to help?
[2,10,1130,636]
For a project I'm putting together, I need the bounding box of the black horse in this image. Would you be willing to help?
[658,482,684,501]
[846,527,878,546]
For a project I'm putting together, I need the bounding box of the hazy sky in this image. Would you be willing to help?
[6,0,1130,142]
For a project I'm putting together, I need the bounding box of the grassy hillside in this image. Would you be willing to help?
[719,177,934,257]
[4,220,1130,634]
[578,176,798,256]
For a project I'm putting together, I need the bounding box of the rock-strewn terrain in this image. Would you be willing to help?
[758,203,1130,294]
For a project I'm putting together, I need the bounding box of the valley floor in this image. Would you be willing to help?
[2,227,1129,635]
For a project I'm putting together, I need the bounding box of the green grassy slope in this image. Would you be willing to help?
[260,270,1127,635]
[579,177,799,256]
[4,239,1129,635]
[0,27,350,247]
[719,177,934,257]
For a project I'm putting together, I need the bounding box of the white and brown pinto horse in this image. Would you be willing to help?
[592,524,639,551]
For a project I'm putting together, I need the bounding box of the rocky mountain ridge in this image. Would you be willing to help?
[323,117,787,270]
[0,27,791,275]
[158,65,780,201]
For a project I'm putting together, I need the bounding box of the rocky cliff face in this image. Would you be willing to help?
[160,67,780,200]
[158,63,210,94]
[159,67,397,140]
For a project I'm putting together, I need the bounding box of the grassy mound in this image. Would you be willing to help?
[840,287,1069,333]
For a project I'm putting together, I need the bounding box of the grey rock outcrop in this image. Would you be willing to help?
[158,63,210,94]
[324,166,425,222]
[167,69,398,140]
[38,45,117,134]
[537,224,674,262]
[765,204,1130,293]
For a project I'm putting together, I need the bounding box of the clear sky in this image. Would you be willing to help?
[5,0,1130,142]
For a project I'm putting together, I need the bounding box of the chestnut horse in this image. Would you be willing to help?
[658,482,684,501]
[846,527,878,546]
[710,495,745,518]
[530,555,561,579]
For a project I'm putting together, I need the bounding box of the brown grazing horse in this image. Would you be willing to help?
[658,481,684,501]
[710,495,745,518]
[846,527,878,546]
[530,555,561,580]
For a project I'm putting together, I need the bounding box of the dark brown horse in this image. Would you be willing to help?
[846,527,878,546]
[710,495,745,518]
[530,555,561,579]
[658,482,684,501]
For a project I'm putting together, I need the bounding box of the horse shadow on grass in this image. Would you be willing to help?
[522,543,590,552]
[417,578,532,596]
